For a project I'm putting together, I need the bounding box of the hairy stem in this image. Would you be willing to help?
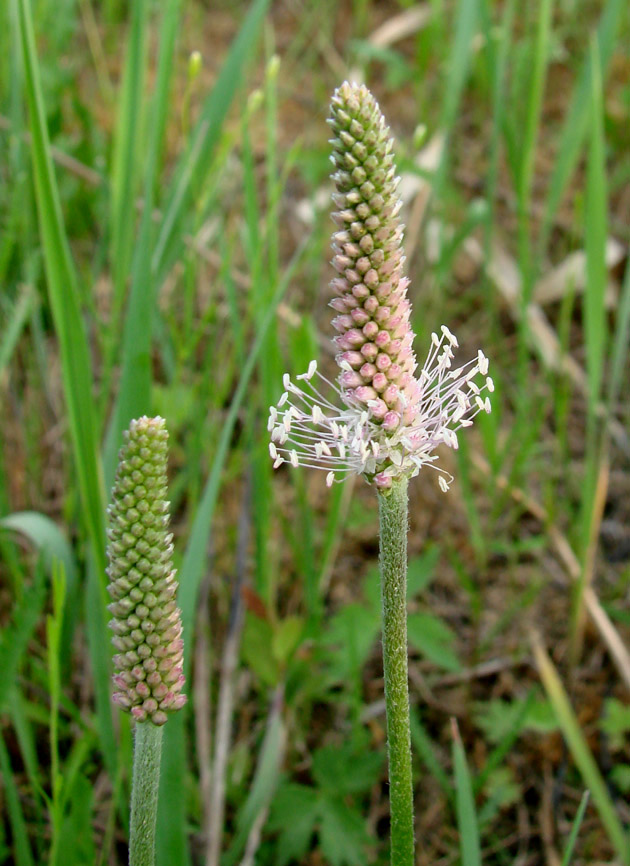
[378,476,414,866]
[129,721,164,866]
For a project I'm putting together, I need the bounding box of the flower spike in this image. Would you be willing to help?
[106,416,187,725]
[269,82,492,490]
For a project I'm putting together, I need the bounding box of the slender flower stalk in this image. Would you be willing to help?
[268,83,493,865]
[378,476,414,863]
[106,416,187,866]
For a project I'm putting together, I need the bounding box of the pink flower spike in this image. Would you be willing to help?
[268,83,492,493]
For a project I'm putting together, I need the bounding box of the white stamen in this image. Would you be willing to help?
[268,337,491,490]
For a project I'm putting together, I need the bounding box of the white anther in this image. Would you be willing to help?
[269,443,277,459]
[478,351,489,375]
[312,405,325,424]
[326,471,335,487]
[438,476,449,492]
[290,450,299,467]
[486,377,494,392]
[441,325,458,347]
[278,392,288,407]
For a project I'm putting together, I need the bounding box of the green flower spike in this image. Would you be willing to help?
[106,416,186,726]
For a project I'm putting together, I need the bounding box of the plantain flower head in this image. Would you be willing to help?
[269,82,492,491]
[106,416,187,725]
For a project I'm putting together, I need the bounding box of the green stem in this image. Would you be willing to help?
[129,721,164,866]
[378,477,415,866]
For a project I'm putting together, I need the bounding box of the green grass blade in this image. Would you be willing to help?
[15,0,107,566]
[156,713,188,866]
[0,731,35,866]
[583,37,607,416]
[102,0,182,488]
[607,238,630,412]
[432,0,479,200]
[560,791,590,866]
[533,636,629,862]
[410,709,452,802]
[0,284,35,376]
[151,0,269,277]
[15,0,115,777]
[572,38,609,629]
[514,0,553,304]
[46,561,66,866]
[517,0,553,215]
[452,719,481,866]
[540,0,624,249]
[109,0,148,314]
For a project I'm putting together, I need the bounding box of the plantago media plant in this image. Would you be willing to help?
[269,82,493,865]
[106,416,186,866]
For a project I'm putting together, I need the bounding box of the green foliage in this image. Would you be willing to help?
[473,695,557,745]
[406,612,461,673]
[600,699,630,752]
[1,0,629,862]
[269,731,382,866]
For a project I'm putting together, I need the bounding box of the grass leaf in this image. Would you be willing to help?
[15,0,114,775]
[452,719,482,866]
[533,635,629,862]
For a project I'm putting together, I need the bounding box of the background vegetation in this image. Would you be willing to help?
[1,0,629,863]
